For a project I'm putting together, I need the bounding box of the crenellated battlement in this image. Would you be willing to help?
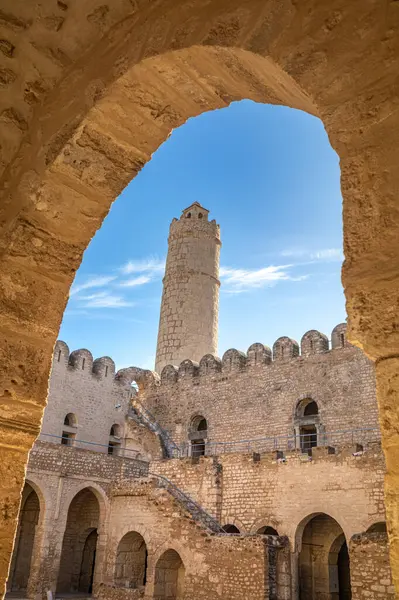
[158,323,354,385]
[52,340,159,391]
[52,323,354,393]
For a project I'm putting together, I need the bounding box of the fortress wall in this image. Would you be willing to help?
[20,443,148,596]
[350,532,395,599]
[152,445,387,543]
[151,457,222,519]
[106,483,273,600]
[143,343,378,447]
[29,441,149,481]
[42,341,133,449]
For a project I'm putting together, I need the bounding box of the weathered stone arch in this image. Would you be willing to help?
[0,1,399,594]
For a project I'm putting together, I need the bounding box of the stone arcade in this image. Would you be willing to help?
[6,206,394,600]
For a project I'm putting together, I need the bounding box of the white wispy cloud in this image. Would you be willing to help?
[78,291,135,309]
[120,257,165,275]
[69,275,117,297]
[280,247,343,261]
[220,264,308,293]
[119,275,152,287]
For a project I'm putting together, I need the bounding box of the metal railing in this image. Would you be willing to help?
[37,432,144,460]
[36,426,380,462]
[149,471,225,533]
[171,426,380,458]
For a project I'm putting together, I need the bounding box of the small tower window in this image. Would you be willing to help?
[82,358,85,370]
[108,424,122,456]
[62,413,77,446]
[57,350,62,362]
[198,212,203,219]
[186,212,191,218]
[105,365,108,377]
[190,415,208,457]
[340,333,345,347]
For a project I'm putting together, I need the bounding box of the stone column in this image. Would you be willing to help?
[341,113,399,593]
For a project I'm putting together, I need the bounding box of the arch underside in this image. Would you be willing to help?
[0,0,399,595]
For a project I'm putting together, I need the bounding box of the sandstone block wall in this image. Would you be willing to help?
[350,532,395,599]
[41,341,133,451]
[152,445,387,543]
[144,334,378,450]
[106,480,281,600]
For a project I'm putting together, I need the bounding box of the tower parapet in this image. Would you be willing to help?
[155,202,221,374]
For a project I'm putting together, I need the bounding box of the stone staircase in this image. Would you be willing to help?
[149,472,225,534]
[128,399,181,459]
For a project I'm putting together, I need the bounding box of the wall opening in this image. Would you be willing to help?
[114,531,147,589]
[257,526,279,536]
[154,549,185,600]
[57,488,100,594]
[8,484,40,593]
[366,522,387,533]
[79,529,98,593]
[222,524,240,534]
[299,514,351,600]
[108,424,122,456]
[300,424,318,453]
[189,415,208,457]
[62,413,77,446]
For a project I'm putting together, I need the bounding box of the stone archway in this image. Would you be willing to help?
[7,484,40,594]
[0,2,399,596]
[57,488,100,594]
[114,531,148,590]
[299,514,351,600]
[154,549,185,600]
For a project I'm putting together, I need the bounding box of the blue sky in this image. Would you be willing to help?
[60,100,345,370]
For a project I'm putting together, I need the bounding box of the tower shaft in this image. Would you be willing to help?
[155,203,221,374]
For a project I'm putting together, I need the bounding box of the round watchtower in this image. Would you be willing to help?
[155,202,221,374]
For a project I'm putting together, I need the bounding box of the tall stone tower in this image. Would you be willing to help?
[155,202,221,374]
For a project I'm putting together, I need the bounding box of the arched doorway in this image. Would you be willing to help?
[154,550,185,600]
[298,513,351,600]
[114,531,148,589]
[8,483,40,593]
[57,488,100,594]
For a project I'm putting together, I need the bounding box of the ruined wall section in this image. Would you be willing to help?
[155,204,221,373]
[350,532,395,599]
[106,480,277,600]
[145,325,378,448]
[152,445,386,542]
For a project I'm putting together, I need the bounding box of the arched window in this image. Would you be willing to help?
[222,524,240,534]
[303,401,318,416]
[62,413,77,446]
[295,399,319,454]
[366,522,387,534]
[108,424,122,456]
[189,415,208,457]
[257,526,279,536]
